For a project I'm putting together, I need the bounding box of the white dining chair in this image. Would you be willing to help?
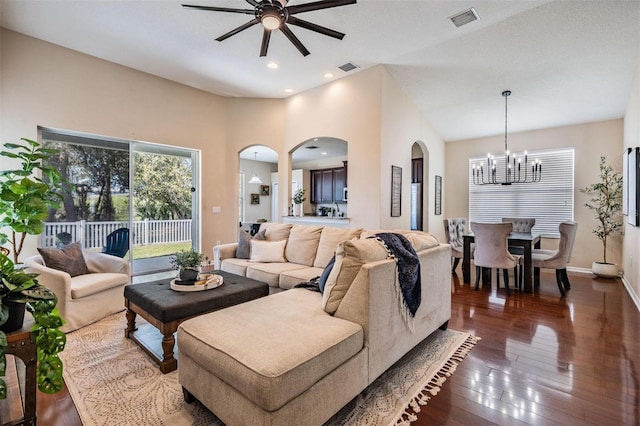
[471,222,520,295]
[531,221,578,296]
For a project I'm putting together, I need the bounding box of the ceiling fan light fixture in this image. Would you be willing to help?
[261,11,282,30]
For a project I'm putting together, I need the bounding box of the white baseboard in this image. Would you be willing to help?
[567,267,640,312]
[621,275,640,312]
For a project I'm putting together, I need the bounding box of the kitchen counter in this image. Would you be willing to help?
[283,215,351,228]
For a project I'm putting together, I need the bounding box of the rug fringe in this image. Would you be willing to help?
[395,334,481,425]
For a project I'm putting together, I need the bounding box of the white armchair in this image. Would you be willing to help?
[24,252,130,332]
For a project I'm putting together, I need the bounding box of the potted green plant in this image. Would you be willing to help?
[293,188,306,216]
[171,248,205,282]
[580,156,623,278]
[0,138,68,263]
[0,253,66,399]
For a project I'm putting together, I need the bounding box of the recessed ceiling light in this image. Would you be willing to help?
[324,73,334,79]
[284,88,293,93]
[321,152,328,156]
[267,62,279,69]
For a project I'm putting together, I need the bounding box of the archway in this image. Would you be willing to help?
[290,137,348,218]
[411,142,429,231]
[239,146,278,231]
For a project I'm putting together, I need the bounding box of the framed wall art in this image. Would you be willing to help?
[391,165,402,217]
[260,185,270,196]
[435,175,442,215]
[250,193,260,205]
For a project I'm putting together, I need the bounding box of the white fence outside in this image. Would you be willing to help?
[41,219,192,249]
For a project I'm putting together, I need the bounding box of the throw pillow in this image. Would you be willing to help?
[404,232,440,251]
[237,230,252,259]
[250,239,287,263]
[263,223,292,241]
[322,238,389,314]
[285,225,323,266]
[37,242,89,277]
[318,255,335,293]
[313,227,363,267]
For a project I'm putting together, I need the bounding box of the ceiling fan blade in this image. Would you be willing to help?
[287,16,345,40]
[260,29,272,57]
[287,0,356,15]
[244,0,260,6]
[280,24,310,56]
[182,4,255,15]
[216,19,260,42]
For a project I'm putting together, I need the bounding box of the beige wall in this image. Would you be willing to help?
[281,65,447,238]
[283,67,383,230]
[380,69,445,238]
[623,57,640,305]
[1,30,447,260]
[224,98,285,243]
[445,119,624,270]
[0,29,227,258]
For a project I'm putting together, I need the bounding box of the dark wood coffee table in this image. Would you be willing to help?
[124,270,269,373]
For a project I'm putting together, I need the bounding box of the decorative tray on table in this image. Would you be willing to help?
[170,274,224,292]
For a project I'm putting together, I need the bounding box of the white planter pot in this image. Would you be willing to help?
[592,261,618,279]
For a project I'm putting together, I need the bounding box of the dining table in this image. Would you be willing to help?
[463,231,541,293]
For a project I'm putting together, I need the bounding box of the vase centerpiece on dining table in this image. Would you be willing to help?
[580,156,623,278]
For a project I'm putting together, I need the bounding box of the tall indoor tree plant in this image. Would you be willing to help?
[0,253,66,399]
[580,156,623,278]
[0,138,68,263]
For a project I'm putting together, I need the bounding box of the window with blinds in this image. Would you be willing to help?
[468,147,575,237]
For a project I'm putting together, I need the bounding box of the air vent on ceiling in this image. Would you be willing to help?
[338,62,360,73]
[449,7,479,28]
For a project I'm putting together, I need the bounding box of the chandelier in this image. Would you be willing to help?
[472,90,542,185]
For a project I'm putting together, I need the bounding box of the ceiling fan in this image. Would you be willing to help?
[182,0,356,57]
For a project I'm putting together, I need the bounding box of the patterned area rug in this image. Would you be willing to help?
[61,313,479,425]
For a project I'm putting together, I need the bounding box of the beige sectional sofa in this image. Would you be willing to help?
[180,223,452,425]
[214,223,365,292]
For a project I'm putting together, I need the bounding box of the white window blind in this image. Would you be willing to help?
[468,148,574,237]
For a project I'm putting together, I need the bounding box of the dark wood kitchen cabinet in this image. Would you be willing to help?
[310,162,347,204]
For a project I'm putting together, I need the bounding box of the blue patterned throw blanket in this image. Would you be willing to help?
[373,233,421,329]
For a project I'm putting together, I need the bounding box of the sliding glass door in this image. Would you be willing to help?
[131,142,200,275]
[40,127,200,277]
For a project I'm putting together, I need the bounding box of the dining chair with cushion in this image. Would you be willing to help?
[531,221,578,297]
[501,217,536,233]
[471,221,520,295]
[443,218,473,273]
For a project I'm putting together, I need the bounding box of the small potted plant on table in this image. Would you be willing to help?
[0,253,66,399]
[580,156,623,278]
[171,248,205,282]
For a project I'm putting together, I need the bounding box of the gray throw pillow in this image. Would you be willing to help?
[37,241,89,277]
[237,228,268,259]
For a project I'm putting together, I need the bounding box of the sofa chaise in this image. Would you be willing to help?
[179,224,451,425]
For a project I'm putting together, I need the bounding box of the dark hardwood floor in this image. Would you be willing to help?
[34,270,639,425]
